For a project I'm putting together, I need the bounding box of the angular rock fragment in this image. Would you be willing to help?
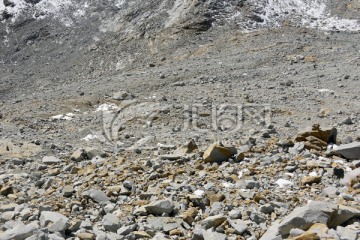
[203,143,232,163]
[145,199,175,215]
[329,142,360,160]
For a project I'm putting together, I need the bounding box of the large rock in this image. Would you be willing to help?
[200,214,227,229]
[261,201,338,238]
[328,205,360,227]
[202,229,227,240]
[0,222,38,240]
[102,213,121,232]
[42,156,61,165]
[295,124,332,143]
[203,143,232,163]
[145,199,175,215]
[82,189,110,203]
[40,211,69,232]
[330,142,360,160]
[340,168,360,186]
[227,218,247,234]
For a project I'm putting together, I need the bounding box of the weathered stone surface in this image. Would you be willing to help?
[42,156,61,164]
[263,201,337,238]
[328,205,360,227]
[301,176,322,186]
[0,222,38,240]
[330,142,360,160]
[227,218,247,234]
[83,189,110,203]
[200,214,226,229]
[103,213,121,232]
[62,185,74,197]
[40,211,69,232]
[145,199,175,215]
[202,229,227,240]
[203,143,232,163]
[295,124,332,143]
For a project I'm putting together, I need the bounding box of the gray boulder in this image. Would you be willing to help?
[0,222,38,240]
[145,199,175,215]
[40,211,69,232]
[330,142,360,160]
[102,213,121,232]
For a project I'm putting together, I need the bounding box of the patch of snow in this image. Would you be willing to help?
[275,179,294,188]
[95,103,120,113]
[247,0,360,32]
[318,89,334,93]
[81,134,99,141]
[50,112,75,120]
[193,189,205,196]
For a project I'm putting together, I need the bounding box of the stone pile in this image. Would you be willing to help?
[1,126,360,240]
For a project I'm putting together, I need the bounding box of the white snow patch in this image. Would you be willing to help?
[318,89,334,93]
[51,112,75,120]
[193,189,205,196]
[95,103,120,113]
[248,0,360,32]
[275,179,294,188]
[81,134,99,141]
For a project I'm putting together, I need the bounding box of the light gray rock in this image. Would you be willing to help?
[336,226,358,240]
[83,189,110,203]
[145,199,175,215]
[117,223,138,236]
[259,219,282,240]
[0,221,38,240]
[321,186,339,198]
[42,156,61,164]
[340,168,360,186]
[40,211,69,232]
[202,229,227,240]
[330,142,360,160]
[228,209,242,219]
[209,202,223,216]
[262,201,338,238]
[227,218,247,234]
[62,186,74,197]
[113,90,134,100]
[103,213,121,232]
[289,142,305,155]
[200,214,226,229]
[289,228,305,237]
[192,227,204,240]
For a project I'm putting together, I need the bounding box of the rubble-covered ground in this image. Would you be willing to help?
[1,0,360,240]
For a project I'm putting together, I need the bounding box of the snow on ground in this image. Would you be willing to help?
[248,0,360,31]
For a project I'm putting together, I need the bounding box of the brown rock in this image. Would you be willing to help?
[295,124,332,143]
[301,176,322,186]
[181,208,199,224]
[0,186,13,196]
[169,229,183,236]
[203,143,232,163]
[292,232,320,240]
[77,232,95,240]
